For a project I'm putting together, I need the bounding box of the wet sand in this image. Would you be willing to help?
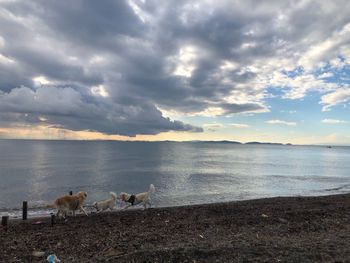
[1,194,350,262]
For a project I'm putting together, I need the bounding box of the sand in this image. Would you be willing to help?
[1,193,350,262]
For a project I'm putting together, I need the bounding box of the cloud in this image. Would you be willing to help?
[299,23,350,70]
[317,72,334,79]
[320,88,350,111]
[1,1,350,137]
[230,123,250,128]
[0,86,202,136]
[265,120,297,126]
[322,119,348,124]
[203,123,224,132]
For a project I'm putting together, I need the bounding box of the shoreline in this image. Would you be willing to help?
[1,191,346,220]
[1,193,350,262]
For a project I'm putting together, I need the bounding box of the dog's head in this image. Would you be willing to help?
[76,191,88,202]
[119,192,128,202]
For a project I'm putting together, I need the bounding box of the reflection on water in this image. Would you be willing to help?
[0,140,350,217]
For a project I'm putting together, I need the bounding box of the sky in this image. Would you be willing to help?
[0,0,350,145]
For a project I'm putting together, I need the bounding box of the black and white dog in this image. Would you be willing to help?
[119,184,155,209]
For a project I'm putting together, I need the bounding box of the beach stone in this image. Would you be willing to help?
[32,251,46,257]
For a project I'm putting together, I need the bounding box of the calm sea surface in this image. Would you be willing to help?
[1,140,350,217]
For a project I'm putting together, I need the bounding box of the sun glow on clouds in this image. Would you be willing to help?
[191,107,226,117]
[173,46,198,78]
[0,53,14,64]
[230,123,250,128]
[91,85,109,97]
[33,76,51,86]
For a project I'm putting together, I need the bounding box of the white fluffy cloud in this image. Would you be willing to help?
[320,88,350,111]
[322,119,348,124]
[265,120,297,126]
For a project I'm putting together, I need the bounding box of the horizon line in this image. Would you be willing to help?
[1,138,348,147]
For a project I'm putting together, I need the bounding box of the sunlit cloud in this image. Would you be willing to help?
[320,88,350,111]
[265,120,297,126]
[203,123,224,132]
[322,119,348,124]
[91,85,109,97]
[230,123,250,128]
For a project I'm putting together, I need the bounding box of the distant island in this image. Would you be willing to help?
[245,142,286,145]
[1,138,303,146]
[187,140,292,145]
[195,140,242,144]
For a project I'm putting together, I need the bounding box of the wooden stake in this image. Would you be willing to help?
[22,201,28,220]
[1,215,9,228]
[50,213,55,226]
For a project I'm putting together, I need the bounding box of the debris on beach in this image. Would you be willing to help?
[1,194,350,262]
[47,254,61,262]
[32,251,46,257]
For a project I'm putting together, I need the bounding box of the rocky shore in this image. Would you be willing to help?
[1,194,350,262]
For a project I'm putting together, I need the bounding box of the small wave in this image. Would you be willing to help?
[268,174,350,182]
[322,184,350,192]
[0,203,98,219]
[188,173,240,183]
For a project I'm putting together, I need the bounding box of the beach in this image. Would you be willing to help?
[1,193,350,262]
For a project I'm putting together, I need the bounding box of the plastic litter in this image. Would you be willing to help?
[47,254,61,263]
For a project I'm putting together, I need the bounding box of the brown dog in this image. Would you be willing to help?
[49,191,88,218]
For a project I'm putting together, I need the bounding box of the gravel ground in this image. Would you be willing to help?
[1,194,350,262]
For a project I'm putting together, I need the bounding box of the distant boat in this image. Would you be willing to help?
[327,146,332,148]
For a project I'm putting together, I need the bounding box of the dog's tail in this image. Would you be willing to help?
[148,184,156,194]
[110,192,117,200]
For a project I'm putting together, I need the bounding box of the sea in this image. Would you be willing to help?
[0,139,350,218]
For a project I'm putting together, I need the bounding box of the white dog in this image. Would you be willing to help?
[119,184,155,209]
[48,191,88,218]
[92,192,117,212]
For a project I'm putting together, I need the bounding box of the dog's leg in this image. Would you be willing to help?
[143,198,151,209]
[122,204,132,210]
[56,210,63,219]
[80,206,89,216]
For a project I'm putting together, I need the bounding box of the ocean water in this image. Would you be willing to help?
[0,139,350,218]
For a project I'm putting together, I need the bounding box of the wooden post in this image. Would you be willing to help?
[50,213,55,226]
[22,201,28,220]
[1,215,9,229]
[69,191,73,195]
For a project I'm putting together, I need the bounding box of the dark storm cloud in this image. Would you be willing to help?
[0,86,201,136]
[1,0,350,135]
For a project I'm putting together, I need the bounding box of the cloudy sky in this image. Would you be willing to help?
[0,0,350,144]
